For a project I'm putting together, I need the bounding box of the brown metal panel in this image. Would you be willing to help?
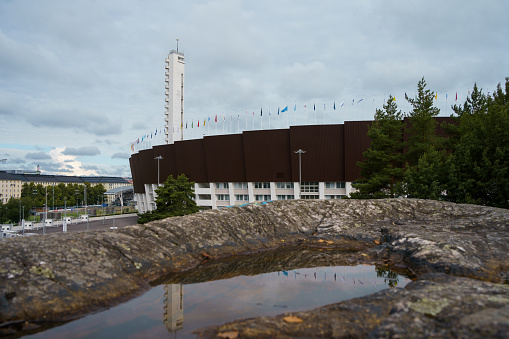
[136,148,157,186]
[344,121,372,182]
[152,144,178,184]
[204,134,247,182]
[174,139,208,183]
[289,125,345,182]
[129,154,145,193]
[243,129,292,182]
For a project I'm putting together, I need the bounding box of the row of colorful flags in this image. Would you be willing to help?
[131,90,466,152]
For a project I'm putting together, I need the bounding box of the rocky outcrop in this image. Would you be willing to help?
[1,199,508,337]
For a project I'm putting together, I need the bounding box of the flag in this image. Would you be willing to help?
[405,92,408,100]
[455,92,457,101]
[269,107,271,115]
[333,101,336,110]
[260,108,263,116]
[198,120,199,127]
[192,121,193,128]
[340,101,344,107]
[324,103,326,110]
[435,92,437,100]
[281,106,288,113]
[203,119,206,126]
[393,96,396,101]
[313,103,315,111]
[186,121,187,129]
[215,115,217,122]
[294,104,296,111]
[446,92,448,99]
[208,117,210,122]
[352,99,354,105]
[304,104,307,109]
[357,99,363,103]
[277,107,280,115]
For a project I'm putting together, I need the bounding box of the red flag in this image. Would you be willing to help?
[455,92,458,101]
[215,115,217,122]
[198,120,200,127]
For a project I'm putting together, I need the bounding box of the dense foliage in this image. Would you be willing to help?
[1,182,106,224]
[353,77,509,209]
[137,174,200,224]
[350,95,404,198]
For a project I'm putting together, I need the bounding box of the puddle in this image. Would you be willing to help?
[23,248,412,338]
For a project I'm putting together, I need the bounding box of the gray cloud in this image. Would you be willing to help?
[25,152,52,160]
[111,152,130,159]
[1,0,507,178]
[62,146,101,156]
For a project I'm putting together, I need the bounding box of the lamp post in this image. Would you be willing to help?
[294,149,306,199]
[44,186,47,235]
[155,156,164,186]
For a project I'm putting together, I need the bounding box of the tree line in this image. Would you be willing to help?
[0,182,106,224]
[351,77,509,209]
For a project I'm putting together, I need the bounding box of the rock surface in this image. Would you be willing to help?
[1,199,508,337]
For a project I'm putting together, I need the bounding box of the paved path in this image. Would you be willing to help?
[23,214,139,235]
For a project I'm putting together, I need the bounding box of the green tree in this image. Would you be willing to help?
[447,78,509,208]
[138,174,199,223]
[405,77,443,167]
[351,95,405,198]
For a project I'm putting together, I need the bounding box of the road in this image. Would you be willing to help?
[23,214,139,235]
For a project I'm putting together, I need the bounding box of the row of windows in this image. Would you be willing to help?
[214,181,345,192]
[325,195,346,199]
[255,195,272,201]
[277,195,295,200]
[254,182,270,189]
[325,182,346,189]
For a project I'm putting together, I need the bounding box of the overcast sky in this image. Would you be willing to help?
[1,0,507,177]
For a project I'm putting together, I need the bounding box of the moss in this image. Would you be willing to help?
[408,298,450,317]
[29,266,55,279]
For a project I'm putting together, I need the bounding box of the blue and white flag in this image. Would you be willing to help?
[281,106,288,113]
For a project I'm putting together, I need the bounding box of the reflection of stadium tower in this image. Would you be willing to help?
[163,284,184,333]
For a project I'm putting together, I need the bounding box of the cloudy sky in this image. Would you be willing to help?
[1,0,507,177]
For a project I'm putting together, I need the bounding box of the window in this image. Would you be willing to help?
[255,195,271,201]
[234,183,248,189]
[301,182,319,193]
[277,195,295,200]
[276,182,294,189]
[337,182,346,189]
[254,182,270,189]
[301,195,319,200]
[325,195,345,199]
[215,183,229,189]
[216,194,230,201]
[235,194,249,201]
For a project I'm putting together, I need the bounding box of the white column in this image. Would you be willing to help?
[270,182,276,201]
[228,183,235,206]
[293,182,300,200]
[248,182,255,203]
[345,182,354,197]
[319,182,325,199]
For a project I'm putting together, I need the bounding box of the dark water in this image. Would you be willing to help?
[25,264,409,339]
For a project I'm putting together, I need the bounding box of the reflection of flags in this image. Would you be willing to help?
[281,106,288,113]
[282,271,288,276]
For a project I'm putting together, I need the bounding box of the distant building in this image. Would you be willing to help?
[0,172,131,204]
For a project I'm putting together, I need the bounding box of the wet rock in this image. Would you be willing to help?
[0,199,508,337]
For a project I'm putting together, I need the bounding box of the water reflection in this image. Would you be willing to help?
[161,265,408,338]
[164,284,184,333]
[24,248,413,338]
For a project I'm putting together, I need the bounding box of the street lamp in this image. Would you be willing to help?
[155,156,164,186]
[294,149,306,199]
